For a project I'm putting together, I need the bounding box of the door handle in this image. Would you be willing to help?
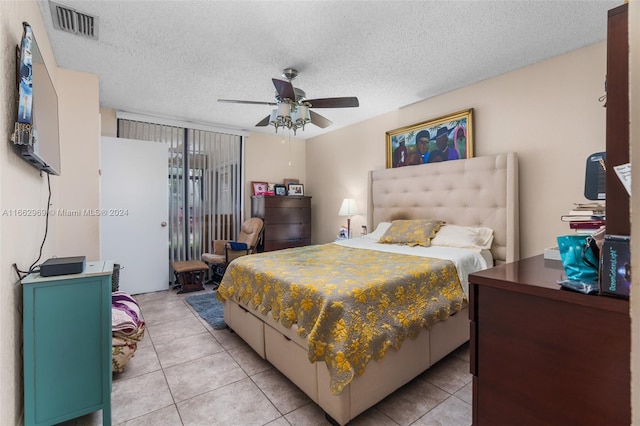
[161,221,167,228]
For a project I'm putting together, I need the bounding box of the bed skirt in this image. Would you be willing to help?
[223,298,469,425]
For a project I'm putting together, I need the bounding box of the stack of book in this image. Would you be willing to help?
[545,203,605,261]
[561,202,605,233]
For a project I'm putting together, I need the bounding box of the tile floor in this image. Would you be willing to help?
[72,285,472,425]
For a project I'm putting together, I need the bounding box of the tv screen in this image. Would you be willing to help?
[15,22,61,175]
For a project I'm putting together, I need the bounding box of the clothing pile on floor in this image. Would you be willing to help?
[112,291,146,372]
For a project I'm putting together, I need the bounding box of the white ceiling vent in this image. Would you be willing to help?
[49,1,98,39]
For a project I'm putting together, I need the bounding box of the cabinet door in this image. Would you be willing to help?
[23,277,110,425]
[474,286,629,425]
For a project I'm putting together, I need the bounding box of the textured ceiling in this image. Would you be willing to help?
[38,0,620,139]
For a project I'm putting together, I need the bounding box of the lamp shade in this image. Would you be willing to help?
[277,103,291,120]
[269,109,278,125]
[338,198,359,216]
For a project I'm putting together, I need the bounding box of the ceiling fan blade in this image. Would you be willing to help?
[305,97,359,108]
[218,99,277,106]
[255,115,271,127]
[310,110,332,128]
[272,78,296,100]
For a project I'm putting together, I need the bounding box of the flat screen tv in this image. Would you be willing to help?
[12,22,61,175]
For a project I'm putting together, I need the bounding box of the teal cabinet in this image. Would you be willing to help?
[22,261,113,426]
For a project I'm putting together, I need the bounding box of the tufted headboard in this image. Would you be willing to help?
[367,153,519,264]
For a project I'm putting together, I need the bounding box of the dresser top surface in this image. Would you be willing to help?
[22,260,114,284]
[469,255,628,313]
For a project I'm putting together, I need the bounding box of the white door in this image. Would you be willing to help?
[100,136,169,294]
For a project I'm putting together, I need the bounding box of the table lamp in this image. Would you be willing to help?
[338,198,359,239]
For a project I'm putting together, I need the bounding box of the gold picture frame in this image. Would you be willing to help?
[386,108,474,168]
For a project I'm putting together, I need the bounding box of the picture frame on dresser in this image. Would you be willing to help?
[252,181,268,196]
[274,184,287,196]
[288,183,304,196]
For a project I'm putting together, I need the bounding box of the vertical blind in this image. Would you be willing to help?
[117,119,243,269]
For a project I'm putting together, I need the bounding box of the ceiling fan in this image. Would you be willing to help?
[218,68,359,134]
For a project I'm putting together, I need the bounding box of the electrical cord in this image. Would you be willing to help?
[14,173,51,281]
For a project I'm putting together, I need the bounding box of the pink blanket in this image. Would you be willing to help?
[112,291,144,335]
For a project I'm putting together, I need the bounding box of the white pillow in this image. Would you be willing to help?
[362,222,392,240]
[431,224,494,251]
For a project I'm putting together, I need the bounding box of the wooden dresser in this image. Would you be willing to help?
[251,195,311,251]
[469,255,630,425]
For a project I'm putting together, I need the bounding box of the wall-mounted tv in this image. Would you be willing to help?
[11,22,61,175]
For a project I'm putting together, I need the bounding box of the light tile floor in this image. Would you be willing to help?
[70,286,472,425]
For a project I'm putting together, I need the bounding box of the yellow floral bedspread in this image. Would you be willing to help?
[217,243,467,395]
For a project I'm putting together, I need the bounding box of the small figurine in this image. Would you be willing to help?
[337,227,348,239]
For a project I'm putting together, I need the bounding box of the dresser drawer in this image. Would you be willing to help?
[265,239,310,251]
[263,207,310,224]
[263,196,309,209]
[265,223,311,241]
[252,196,311,216]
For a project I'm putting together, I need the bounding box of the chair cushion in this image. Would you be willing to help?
[237,217,264,247]
[172,260,209,273]
[202,252,225,264]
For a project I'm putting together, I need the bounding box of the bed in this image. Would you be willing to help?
[217,153,519,425]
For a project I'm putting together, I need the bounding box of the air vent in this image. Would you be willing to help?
[49,1,98,39]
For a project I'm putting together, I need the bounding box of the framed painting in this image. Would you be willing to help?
[386,108,473,168]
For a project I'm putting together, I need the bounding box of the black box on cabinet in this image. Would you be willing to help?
[600,235,630,299]
[40,256,86,277]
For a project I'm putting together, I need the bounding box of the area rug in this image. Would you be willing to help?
[185,292,226,330]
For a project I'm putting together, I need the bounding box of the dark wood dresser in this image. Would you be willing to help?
[469,255,630,425]
[251,195,311,251]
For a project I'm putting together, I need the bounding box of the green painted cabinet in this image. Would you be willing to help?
[22,261,113,426]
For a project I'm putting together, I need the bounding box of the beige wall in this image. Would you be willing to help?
[0,1,100,423]
[56,68,100,260]
[307,42,607,258]
[230,131,306,219]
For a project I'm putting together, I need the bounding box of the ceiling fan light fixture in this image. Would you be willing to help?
[269,109,279,129]
[277,103,291,121]
[221,68,358,135]
[270,103,310,135]
[296,105,310,127]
